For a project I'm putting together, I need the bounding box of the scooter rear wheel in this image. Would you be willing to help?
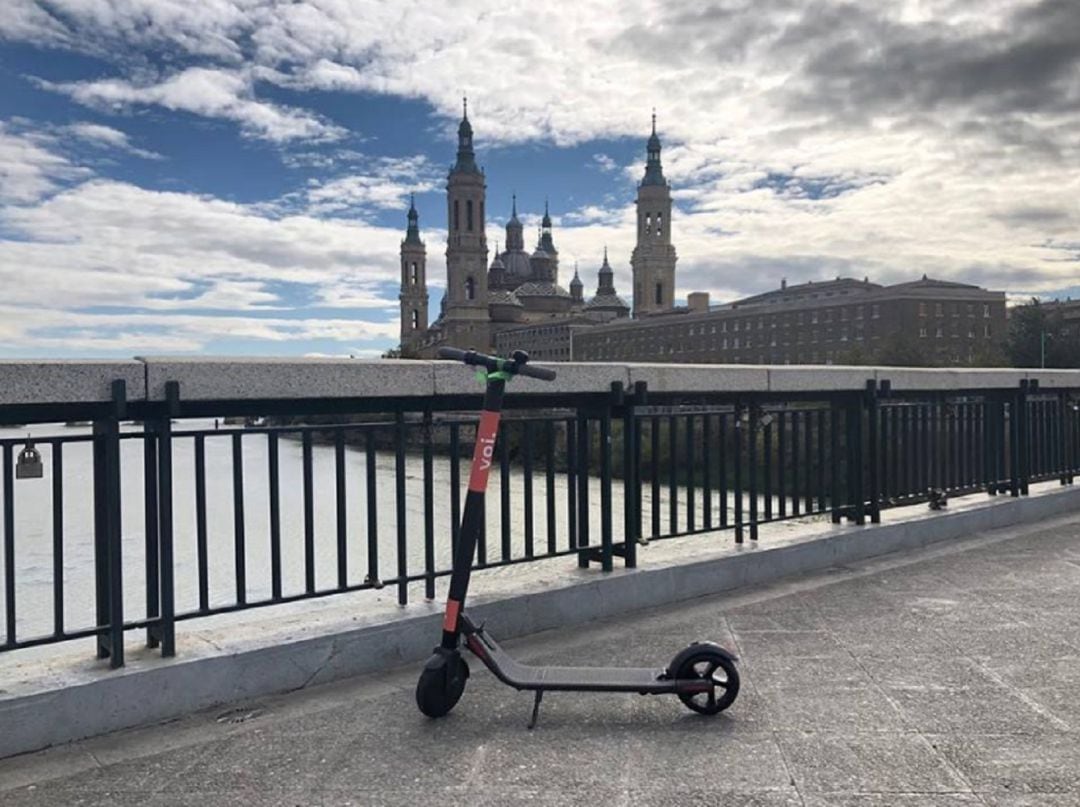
[416,650,469,718]
[673,648,740,715]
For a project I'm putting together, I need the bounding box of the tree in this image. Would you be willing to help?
[1005,299,1080,368]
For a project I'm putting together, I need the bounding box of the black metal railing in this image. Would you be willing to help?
[1,377,1079,666]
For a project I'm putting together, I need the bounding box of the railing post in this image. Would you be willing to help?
[623,381,645,569]
[597,384,617,572]
[93,380,126,668]
[154,381,179,657]
[576,408,591,568]
[867,379,882,524]
[1058,391,1070,486]
[830,399,841,523]
[143,417,160,649]
[1020,379,1032,495]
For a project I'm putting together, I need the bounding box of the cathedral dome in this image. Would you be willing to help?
[501,249,532,281]
[489,289,523,307]
[515,281,571,299]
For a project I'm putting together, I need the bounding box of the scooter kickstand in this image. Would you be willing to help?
[527,690,544,730]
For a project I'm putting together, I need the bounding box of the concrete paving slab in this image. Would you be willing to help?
[931,732,1080,794]
[776,731,971,795]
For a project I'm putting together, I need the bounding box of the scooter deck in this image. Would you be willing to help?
[463,619,678,694]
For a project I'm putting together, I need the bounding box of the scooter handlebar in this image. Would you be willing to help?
[436,347,557,382]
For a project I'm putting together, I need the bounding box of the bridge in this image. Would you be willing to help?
[1,358,1079,800]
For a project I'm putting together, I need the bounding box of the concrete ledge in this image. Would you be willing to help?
[0,361,146,406]
[1,359,1079,411]
[3,482,1080,759]
[139,357,437,401]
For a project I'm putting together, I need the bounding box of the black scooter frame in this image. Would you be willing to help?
[417,348,740,728]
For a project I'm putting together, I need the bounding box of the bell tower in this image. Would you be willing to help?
[630,112,677,317]
[443,97,490,350]
[399,194,428,351]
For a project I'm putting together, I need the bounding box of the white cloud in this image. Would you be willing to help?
[66,122,164,159]
[0,123,92,204]
[47,68,345,143]
[301,155,440,217]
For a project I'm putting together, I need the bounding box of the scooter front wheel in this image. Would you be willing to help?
[672,647,740,715]
[416,649,469,718]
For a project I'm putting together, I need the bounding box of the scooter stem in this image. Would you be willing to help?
[439,375,506,650]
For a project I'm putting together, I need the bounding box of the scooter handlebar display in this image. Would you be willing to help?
[437,346,557,382]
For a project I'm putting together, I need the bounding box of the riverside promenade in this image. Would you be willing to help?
[2,510,1078,806]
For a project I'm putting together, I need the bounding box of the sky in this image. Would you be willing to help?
[1,0,1078,358]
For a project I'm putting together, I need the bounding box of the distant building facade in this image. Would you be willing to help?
[573,276,1007,365]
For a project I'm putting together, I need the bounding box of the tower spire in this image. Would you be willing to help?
[642,111,665,186]
[404,194,421,245]
[452,96,478,174]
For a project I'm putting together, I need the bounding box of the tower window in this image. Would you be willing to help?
[467,199,474,232]
[645,214,651,235]
[656,212,662,236]
[465,276,476,300]
[454,200,460,231]
[655,283,663,305]
[411,310,420,330]
[410,262,418,284]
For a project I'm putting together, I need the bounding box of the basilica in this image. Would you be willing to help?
[398,103,678,359]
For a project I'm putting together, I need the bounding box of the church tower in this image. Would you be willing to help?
[443,98,490,350]
[630,113,677,317]
[399,194,428,350]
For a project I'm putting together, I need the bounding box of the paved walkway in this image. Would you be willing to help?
[2,513,1080,806]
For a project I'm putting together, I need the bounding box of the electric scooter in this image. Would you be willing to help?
[416,347,740,728]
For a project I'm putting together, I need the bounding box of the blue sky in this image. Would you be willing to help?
[1,1,1078,357]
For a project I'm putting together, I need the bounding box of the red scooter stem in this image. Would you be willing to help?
[440,376,506,649]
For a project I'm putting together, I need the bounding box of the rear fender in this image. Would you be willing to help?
[664,641,739,679]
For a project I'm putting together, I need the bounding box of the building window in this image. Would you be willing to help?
[410,262,418,284]
[856,306,864,320]
[758,318,764,330]
[811,311,819,324]
[733,337,740,349]
[656,212,663,236]
[411,310,420,330]
[968,326,975,338]
[871,304,880,319]
[465,276,475,300]
[466,199,474,231]
[967,303,974,317]
[952,304,959,317]
[797,313,804,325]
[984,324,991,338]
[936,303,943,317]
[919,303,927,317]
[722,338,728,349]
[841,307,849,321]
[935,326,943,338]
[655,283,663,305]
[733,321,740,332]
[454,200,460,231]
[645,214,652,235]
[984,304,991,317]
[722,322,728,333]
